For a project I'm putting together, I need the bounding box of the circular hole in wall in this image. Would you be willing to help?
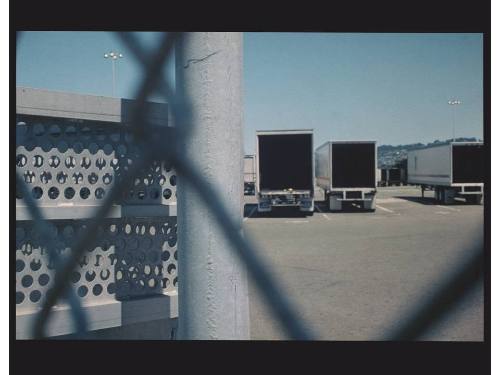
[80,187,91,199]
[93,284,103,296]
[64,187,75,199]
[49,155,60,168]
[38,273,50,286]
[30,290,42,303]
[95,187,105,199]
[77,285,88,297]
[32,187,43,199]
[16,154,27,167]
[163,188,172,200]
[16,292,25,304]
[48,187,59,199]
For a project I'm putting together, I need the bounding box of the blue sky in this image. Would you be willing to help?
[16,32,483,153]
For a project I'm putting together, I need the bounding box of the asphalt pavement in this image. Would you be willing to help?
[243,185,484,341]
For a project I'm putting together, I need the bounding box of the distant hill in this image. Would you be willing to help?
[377,137,481,168]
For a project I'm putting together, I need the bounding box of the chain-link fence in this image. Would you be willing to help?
[15,31,485,340]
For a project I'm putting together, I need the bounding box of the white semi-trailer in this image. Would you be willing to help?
[256,129,314,214]
[407,142,484,204]
[376,168,382,187]
[244,154,256,195]
[315,141,377,211]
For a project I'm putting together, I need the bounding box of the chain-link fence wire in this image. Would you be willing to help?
[15,31,485,341]
[15,172,88,338]
[383,242,484,340]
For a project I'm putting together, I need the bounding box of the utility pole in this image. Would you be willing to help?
[175,33,250,339]
[104,51,123,97]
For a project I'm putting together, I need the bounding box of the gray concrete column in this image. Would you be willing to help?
[175,32,250,339]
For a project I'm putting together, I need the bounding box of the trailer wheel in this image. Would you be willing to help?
[443,188,455,205]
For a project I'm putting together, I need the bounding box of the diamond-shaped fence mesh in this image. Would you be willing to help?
[15,32,484,341]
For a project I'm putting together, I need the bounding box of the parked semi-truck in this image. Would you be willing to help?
[407,142,484,204]
[380,168,405,186]
[256,129,314,214]
[316,141,377,211]
[244,154,256,195]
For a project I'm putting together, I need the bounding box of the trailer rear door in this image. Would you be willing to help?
[452,144,484,183]
[258,133,313,191]
[331,143,375,188]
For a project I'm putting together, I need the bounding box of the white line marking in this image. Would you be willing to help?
[315,205,331,220]
[376,198,406,203]
[285,220,309,223]
[376,205,395,214]
[435,211,450,215]
[436,205,460,212]
[243,207,257,222]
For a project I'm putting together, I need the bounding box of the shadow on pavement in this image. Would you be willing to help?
[243,203,310,218]
[394,196,437,205]
[315,200,374,214]
[395,196,478,206]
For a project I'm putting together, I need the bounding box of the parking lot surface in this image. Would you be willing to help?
[243,186,484,340]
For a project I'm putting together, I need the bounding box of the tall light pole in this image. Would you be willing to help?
[447,99,462,142]
[104,51,123,97]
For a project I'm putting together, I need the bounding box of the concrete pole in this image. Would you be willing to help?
[175,32,250,339]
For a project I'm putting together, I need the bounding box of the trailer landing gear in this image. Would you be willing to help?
[434,187,454,204]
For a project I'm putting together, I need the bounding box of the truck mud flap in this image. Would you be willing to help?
[328,195,342,211]
[363,196,376,211]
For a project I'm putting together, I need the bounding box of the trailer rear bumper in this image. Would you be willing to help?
[327,189,376,211]
[328,189,376,201]
[420,184,484,204]
[454,185,483,195]
[257,191,314,212]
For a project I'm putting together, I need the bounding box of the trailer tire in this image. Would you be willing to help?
[443,188,455,205]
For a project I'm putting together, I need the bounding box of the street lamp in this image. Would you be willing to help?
[447,99,462,142]
[104,51,123,97]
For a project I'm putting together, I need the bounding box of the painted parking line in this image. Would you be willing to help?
[376,205,396,214]
[376,198,407,203]
[243,207,257,222]
[315,204,331,221]
[436,205,461,212]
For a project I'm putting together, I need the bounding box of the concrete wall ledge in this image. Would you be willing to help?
[16,290,178,339]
